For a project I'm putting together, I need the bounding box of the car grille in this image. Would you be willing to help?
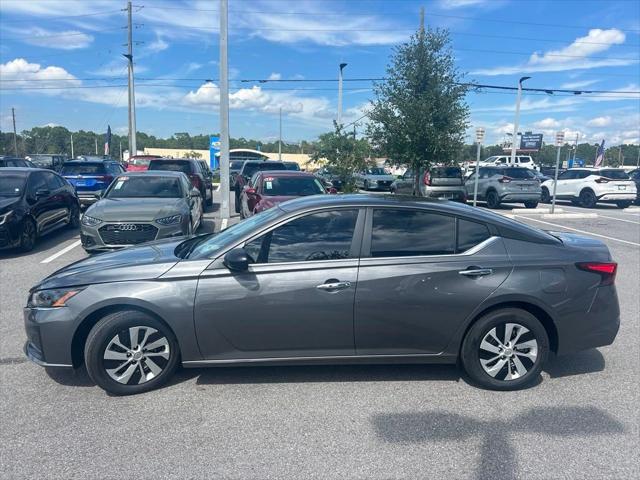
[98,223,157,246]
[376,180,392,187]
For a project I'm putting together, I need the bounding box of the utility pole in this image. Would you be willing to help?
[473,127,485,207]
[510,76,531,165]
[94,137,98,155]
[551,131,565,214]
[278,107,282,161]
[337,63,347,127]
[618,144,623,166]
[218,0,230,220]
[70,133,74,158]
[119,140,123,162]
[570,133,578,167]
[124,1,137,158]
[11,107,18,156]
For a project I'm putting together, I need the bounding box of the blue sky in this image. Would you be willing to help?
[1,0,638,146]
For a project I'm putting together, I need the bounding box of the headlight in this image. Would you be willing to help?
[81,215,101,226]
[155,214,182,226]
[28,288,84,308]
[0,210,14,225]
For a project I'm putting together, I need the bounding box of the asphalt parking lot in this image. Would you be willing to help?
[1,194,638,479]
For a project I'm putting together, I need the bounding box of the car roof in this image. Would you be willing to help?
[149,158,196,162]
[63,160,112,165]
[278,194,559,245]
[0,167,47,173]
[257,170,315,178]
[116,170,186,177]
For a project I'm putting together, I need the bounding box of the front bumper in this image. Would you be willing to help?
[0,222,21,250]
[24,306,77,367]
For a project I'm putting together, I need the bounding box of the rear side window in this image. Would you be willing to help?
[504,168,535,179]
[599,169,630,180]
[370,209,455,257]
[457,219,491,252]
[148,160,192,174]
[61,163,106,175]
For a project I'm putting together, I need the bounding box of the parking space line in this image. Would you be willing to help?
[517,217,640,247]
[41,240,82,264]
[597,214,640,225]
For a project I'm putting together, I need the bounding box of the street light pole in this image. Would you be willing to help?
[510,76,531,165]
[11,107,18,156]
[124,1,137,158]
[337,63,347,127]
[473,127,485,207]
[218,0,230,221]
[278,107,282,161]
[551,131,565,214]
[70,133,74,158]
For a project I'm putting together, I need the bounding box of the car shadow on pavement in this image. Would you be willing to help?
[544,349,605,378]
[190,364,461,386]
[0,226,79,260]
[45,365,95,387]
[371,406,624,480]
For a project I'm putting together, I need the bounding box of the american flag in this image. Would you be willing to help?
[594,139,605,167]
[104,125,112,156]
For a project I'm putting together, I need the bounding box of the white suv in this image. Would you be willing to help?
[540,168,637,208]
[479,155,540,171]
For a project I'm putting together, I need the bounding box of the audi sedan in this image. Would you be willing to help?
[24,195,619,395]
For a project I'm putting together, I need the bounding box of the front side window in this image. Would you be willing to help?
[245,209,358,264]
[370,209,455,257]
[45,172,64,190]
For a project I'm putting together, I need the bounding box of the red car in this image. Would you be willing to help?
[126,155,162,172]
[239,170,333,218]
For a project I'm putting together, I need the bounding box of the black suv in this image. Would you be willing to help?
[0,157,36,168]
[148,158,213,206]
[0,168,80,251]
[233,160,287,212]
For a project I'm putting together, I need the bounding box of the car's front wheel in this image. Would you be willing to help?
[524,201,539,209]
[461,308,549,390]
[579,189,597,208]
[84,310,180,395]
[485,190,500,209]
[19,218,37,252]
[540,187,550,203]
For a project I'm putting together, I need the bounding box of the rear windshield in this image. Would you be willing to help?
[431,167,462,178]
[0,174,27,196]
[599,169,631,180]
[29,156,54,167]
[243,162,286,177]
[129,157,153,166]
[106,176,183,198]
[502,168,535,179]
[366,168,386,175]
[284,163,301,171]
[148,160,193,174]
[262,176,325,196]
[61,163,106,175]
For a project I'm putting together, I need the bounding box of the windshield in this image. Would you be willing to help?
[502,168,535,179]
[61,163,106,175]
[149,160,192,174]
[105,176,183,198]
[129,157,153,166]
[284,162,301,171]
[29,156,53,167]
[244,162,286,177]
[0,174,27,197]
[367,168,386,175]
[262,176,325,196]
[181,207,282,259]
[599,169,631,180]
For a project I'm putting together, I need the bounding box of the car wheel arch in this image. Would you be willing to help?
[70,303,178,368]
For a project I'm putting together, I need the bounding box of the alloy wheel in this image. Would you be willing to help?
[102,326,170,385]
[478,323,538,381]
[20,220,36,251]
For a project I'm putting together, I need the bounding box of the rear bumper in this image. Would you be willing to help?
[499,192,541,202]
[597,193,636,202]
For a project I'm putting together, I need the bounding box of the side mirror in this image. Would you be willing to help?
[327,187,338,194]
[223,248,250,272]
[190,188,201,198]
[35,188,50,199]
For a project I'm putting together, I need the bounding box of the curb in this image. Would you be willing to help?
[624,206,640,213]
[538,213,598,219]
[511,208,564,214]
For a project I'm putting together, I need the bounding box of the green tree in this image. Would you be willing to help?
[311,122,370,192]
[366,18,469,193]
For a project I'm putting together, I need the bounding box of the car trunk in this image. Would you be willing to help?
[429,167,463,186]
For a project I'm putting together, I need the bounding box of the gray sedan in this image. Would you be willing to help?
[354,167,396,191]
[80,171,203,253]
[25,195,619,395]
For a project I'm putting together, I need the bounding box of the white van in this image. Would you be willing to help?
[480,155,539,171]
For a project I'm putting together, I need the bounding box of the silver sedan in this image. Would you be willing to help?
[80,171,203,253]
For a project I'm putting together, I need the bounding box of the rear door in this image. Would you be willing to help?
[194,208,364,359]
[354,208,512,354]
[26,171,56,233]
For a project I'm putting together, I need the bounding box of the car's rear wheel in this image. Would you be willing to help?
[206,188,213,206]
[19,218,37,252]
[524,201,539,209]
[84,310,179,395]
[68,203,80,228]
[461,308,549,391]
[540,187,550,203]
[364,180,370,191]
[234,188,241,213]
[486,190,500,209]
[579,189,597,208]
[616,201,632,209]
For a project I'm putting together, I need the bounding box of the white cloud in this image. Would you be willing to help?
[561,79,600,89]
[587,116,612,127]
[146,37,169,54]
[5,26,93,50]
[268,72,282,81]
[438,0,493,8]
[533,118,560,129]
[0,58,80,87]
[473,29,637,76]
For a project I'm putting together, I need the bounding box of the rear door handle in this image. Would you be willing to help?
[458,268,493,277]
[316,281,352,291]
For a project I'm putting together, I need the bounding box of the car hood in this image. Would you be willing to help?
[0,197,20,213]
[86,197,186,222]
[33,238,184,291]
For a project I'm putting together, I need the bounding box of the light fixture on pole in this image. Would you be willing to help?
[510,76,531,165]
[472,127,485,207]
[550,130,565,214]
[337,63,347,127]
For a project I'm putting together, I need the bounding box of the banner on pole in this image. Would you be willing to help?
[209,136,220,169]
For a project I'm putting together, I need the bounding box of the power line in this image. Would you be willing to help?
[0,9,122,24]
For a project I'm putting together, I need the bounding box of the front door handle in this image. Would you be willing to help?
[458,268,493,277]
[316,280,352,291]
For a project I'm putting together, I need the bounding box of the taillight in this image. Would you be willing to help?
[190,175,202,189]
[423,171,431,186]
[576,262,617,286]
[594,177,609,183]
[498,176,512,183]
[96,175,113,183]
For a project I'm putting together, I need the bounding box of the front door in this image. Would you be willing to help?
[354,208,512,354]
[194,208,364,359]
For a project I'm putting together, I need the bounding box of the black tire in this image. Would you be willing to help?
[461,308,549,391]
[234,188,241,213]
[206,188,213,206]
[616,201,632,209]
[84,310,180,395]
[68,203,80,229]
[486,190,500,209]
[524,201,539,209]
[540,187,550,204]
[579,189,597,208]
[364,180,370,191]
[19,218,37,252]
